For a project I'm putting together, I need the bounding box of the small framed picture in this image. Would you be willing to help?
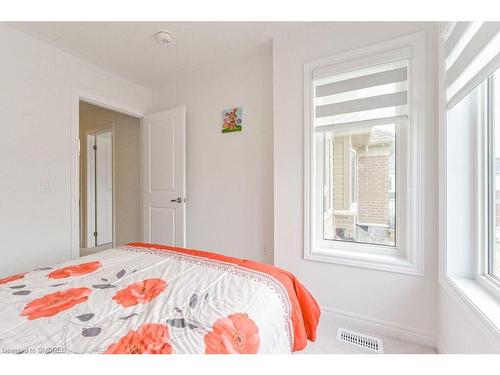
[222,107,242,133]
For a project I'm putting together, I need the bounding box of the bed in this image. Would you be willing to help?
[0,243,320,354]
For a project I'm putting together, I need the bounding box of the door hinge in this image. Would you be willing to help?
[93,231,98,237]
[93,145,97,150]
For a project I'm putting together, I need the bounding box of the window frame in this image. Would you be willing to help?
[477,74,500,295]
[349,148,357,209]
[304,32,425,276]
[323,135,334,216]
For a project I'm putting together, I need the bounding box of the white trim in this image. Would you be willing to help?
[438,17,449,288]
[307,250,420,275]
[70,88,145,260]
[304,54,313,269]
[475,78,487,283]
[321,306,437,348]
[474,78,500,296]
[312,47,412,80]
[304,32,425,276]
[111,123,117,248]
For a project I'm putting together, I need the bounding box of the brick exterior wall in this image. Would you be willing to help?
[357,154,390,225]
[333,140,345,210]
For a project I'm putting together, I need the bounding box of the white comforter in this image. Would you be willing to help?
[0,245,302,354]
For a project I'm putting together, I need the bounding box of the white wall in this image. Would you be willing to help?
[438,288,500,353]
[273,22,439,342]
[445,86,479,280]
[152,47,274,263]
[0,24,152,277]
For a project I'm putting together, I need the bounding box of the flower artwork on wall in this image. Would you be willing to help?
[222,107,242,133]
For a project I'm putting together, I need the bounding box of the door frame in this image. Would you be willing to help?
[70,88,145,259]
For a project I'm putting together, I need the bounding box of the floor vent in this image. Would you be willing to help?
[337,328,384,353]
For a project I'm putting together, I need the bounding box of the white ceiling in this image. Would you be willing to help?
[7,22,303,90]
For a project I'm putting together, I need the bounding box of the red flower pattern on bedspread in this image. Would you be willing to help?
[105,323,172,354]
[48,261,101,279]
[112,278,166,307]
[20,287,91,320]
[204,313,260,354]
[0,273,26,285]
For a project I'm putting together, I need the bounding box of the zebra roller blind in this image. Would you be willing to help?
[313,59,409,130]
[444,22,500,108]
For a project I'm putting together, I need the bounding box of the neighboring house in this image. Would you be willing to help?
[323,125,396,246]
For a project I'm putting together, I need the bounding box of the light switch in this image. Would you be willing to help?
[40,179,51,192]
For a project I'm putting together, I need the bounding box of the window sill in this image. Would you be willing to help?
[444,276,500,341]
[305,247,423,276]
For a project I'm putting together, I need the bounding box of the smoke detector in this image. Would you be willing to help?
[156,31,173,45]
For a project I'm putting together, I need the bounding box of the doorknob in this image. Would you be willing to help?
[170,197,182,203]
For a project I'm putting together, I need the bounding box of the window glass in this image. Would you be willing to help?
[322,124,396,247]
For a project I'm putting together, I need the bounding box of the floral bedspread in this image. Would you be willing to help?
[0,244,319,354]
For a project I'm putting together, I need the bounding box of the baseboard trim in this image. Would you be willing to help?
[321,306,437,349]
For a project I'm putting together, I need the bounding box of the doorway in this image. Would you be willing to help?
[71,91,187,259]
[79,100,142,256]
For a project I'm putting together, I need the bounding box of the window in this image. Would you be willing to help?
[444,22,500,298]
[442,21,500,337]
[304,33,425,275]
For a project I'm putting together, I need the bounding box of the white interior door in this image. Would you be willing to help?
[86,134,96,248]
[142,106,186,247]
[95,131,113,245]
